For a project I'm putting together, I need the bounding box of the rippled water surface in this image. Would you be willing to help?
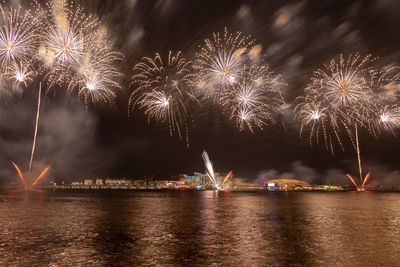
[1,190,400,266]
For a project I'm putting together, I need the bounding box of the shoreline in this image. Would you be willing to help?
[2,187,400,193]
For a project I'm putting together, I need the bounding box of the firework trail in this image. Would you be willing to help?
[129,51,196,139]
[28,83,41,172]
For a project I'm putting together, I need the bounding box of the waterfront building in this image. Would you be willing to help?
[183,172,209,185]
[84,179,93,186]
[264,179,312,191]
[104,179,131,186]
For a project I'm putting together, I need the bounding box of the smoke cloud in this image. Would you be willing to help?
[0,91,111,186]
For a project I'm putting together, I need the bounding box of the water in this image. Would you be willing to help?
[1,190,400,266]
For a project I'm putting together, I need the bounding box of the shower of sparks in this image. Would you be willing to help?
[0,4,40,68]
[67,37,122,107]
[228,65,285,133]
[129,51,196,139]
[6,61,34,87]
[201,150,232,190]
[44,25,83,65]
[346,173,370,192]
[33,0,103,88]
[194,28,256,96]
[202,150,218,188]
[27,0,122,107]
[295,54,382,153]
[11,161,51,190]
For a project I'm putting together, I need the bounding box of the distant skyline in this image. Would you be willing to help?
[1,0,400,186]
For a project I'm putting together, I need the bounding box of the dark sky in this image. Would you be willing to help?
[1,0,400,185]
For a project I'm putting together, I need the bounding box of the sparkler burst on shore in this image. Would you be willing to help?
[201,150,232,190]
[194,28,256,96]
[129,51,196,139]
[11,161,51,190]
[202,150,217,186]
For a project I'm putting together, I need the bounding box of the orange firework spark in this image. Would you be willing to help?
[30,165,51,189]
[345,172,370,192]
[11,161,27,190]
[10,161,51,190]
[220,171,233,187]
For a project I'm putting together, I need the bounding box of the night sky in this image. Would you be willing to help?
[1,0,400,185]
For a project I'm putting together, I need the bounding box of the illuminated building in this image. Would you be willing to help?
[104,179,131,186]
[264,179,312,191]
[183,172,209,185]
[84,179,93,186]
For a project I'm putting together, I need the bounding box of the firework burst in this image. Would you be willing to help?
[296,54,380,152]
[6,60,35,87]
[194,28,256,97]
[296,53,396,191]
[28,0,122,106]
[0,4,40,69]
[33,0,100,87]
[374,105,400,135]
[227,65,285,133]
[129,51,196,139]
[37,0,99,65]
[67,34,122,107]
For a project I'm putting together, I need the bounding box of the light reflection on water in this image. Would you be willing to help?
[1,190,400,266]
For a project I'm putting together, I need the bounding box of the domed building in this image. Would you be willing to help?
[266,179,311,190]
